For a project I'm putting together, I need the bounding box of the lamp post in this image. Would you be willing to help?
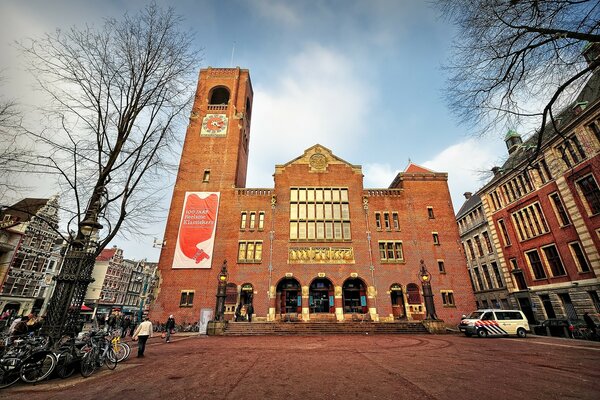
[43,190,105,340]
[214,260,228,322]
[418,259,438,320]
[137,260,150,323]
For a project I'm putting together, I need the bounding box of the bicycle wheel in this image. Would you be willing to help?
[121,342,131,361]
[55,349,76,379]
[107,343,128,363]
[0,357,21,389]
[104,348,117,370]
[79,350,97,378]
[20,351,57,383]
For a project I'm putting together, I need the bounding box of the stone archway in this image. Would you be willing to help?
[342,278,367,314]
[275,278,301,316]
[309,277,334,314]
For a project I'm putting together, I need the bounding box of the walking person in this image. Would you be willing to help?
[234,304,242,322]
[165,315,176,343]
[121,315,131,339]
[132,315,153,358]
[246,303,254,323]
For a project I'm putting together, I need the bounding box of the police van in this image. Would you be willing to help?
[458,309,530,338]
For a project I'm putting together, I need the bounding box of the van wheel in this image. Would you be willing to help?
[517,328,527,338]
[477,329,488,338]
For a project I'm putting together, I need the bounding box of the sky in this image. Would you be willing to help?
[0,0,509,261]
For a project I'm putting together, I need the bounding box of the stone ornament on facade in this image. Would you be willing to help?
[309,153,328,171]
[288,247,355,264]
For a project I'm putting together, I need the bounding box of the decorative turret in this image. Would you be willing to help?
[504,129,523,155]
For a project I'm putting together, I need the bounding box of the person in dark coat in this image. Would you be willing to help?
[121,315,131,338]
[246,304,254,323]
[234,304,242,322]
[165,315,176,343]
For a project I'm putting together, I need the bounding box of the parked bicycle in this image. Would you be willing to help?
[79,330,117,378]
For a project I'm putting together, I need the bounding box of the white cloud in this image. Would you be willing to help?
[252,0,301,27]
[423,138,504,211]
[246,44,373,187]
[362,163,400,188]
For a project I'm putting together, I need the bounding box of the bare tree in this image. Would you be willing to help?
[7,3,202,253]
[0,74,24,199]
[437,0,600,153]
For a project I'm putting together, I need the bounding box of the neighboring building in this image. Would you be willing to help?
[456,192,514,310]
[0,196,63,315]
[477,70,600,323]
[85,246,126,316]
[151,67,474,326]
[123,260,158,318]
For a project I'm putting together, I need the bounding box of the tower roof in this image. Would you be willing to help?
[404,163,436,174]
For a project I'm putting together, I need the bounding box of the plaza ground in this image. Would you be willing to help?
[4,333,600,400]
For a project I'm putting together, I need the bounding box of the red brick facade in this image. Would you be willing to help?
[150,68,474,325]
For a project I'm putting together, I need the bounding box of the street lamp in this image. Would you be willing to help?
[418,259,438,320]
[214,260,228,322]
[43,189,105,340]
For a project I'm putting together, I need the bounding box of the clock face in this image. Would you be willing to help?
[201,114,228,135]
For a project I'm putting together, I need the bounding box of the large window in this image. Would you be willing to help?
[549,193,570,226]
[441,290,455,307]
[290,188,350,240]
[569,242,590,273]
[576,175,600,215]
[526,249,547,280]
[511,202,549,241]
[542,245,566,277]
[238,241,263,263]
[378,241,404,263]
[498,219,511,246]
[482,231,493,254]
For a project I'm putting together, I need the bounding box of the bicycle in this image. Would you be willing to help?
[0,335,57,388]
[80,331,117,378]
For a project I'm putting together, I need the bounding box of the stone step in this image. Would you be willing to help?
[222,321,429,336]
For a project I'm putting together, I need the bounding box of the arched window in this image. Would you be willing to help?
[406,283,421,305]
[209,87,230,105]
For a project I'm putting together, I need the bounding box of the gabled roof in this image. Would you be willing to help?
[274,144,362,175]
[1,198,49,223]
[483,70,600,188]
[404,163,437,174]
[96,248,117,262]
[456,193,482,219]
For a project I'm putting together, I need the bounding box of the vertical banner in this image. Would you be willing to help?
[172,192,220,269]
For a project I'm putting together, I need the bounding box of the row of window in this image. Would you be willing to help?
[522,242,590,281]
[496,175,600,248]
[240,211,265,230]
[470,262,504,292]
[463,231,493,260]
[290,188,351,241]
[457,205,483,233]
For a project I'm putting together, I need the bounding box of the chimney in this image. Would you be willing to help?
[491,166,501,177]
[463,192,472,199]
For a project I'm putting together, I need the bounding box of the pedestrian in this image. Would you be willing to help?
[10,315,29,340]
[132,315,153,358]
[234,304,242,322]
[121,315,131,338]
[165,315,176,343]
[246,303,254,323]
[97,313,106,330]
[583,312,597,335]
[107,312,117,333]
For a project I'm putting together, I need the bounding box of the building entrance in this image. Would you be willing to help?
[390,283,406,319]
[276,278,301,315]
[309,278,333,314]
[343,278,367,314]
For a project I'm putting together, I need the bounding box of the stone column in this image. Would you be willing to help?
[302,286,310,321]
[367,286,379,322]
[268,285,276,321]
[334,285,343,321]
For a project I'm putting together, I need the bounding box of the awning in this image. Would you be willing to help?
[81,305,93,311]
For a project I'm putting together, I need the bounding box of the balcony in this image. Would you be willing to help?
[207,104,228,111]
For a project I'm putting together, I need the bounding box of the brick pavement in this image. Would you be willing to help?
[3,334,600,400]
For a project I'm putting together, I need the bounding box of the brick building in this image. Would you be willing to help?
[476,70,600,323]
[0,196,63,316]
[151,68,474,326]
[456,192,514,310]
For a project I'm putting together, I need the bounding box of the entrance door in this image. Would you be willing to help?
[309,278,333,314]
[276,278,301,315]
[390,284,405,319]
[540,294,556,319]
[343,278,367,314]
[517,297,537,324]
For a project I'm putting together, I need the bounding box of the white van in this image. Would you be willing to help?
[458,309,530,338]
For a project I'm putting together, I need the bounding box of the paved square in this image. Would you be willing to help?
[4,334,600,399]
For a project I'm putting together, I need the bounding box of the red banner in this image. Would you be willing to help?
[172,192,220,269]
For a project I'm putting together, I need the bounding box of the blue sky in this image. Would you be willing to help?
[0,0,509,261]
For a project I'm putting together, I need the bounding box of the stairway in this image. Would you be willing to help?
[222,321,429,336]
